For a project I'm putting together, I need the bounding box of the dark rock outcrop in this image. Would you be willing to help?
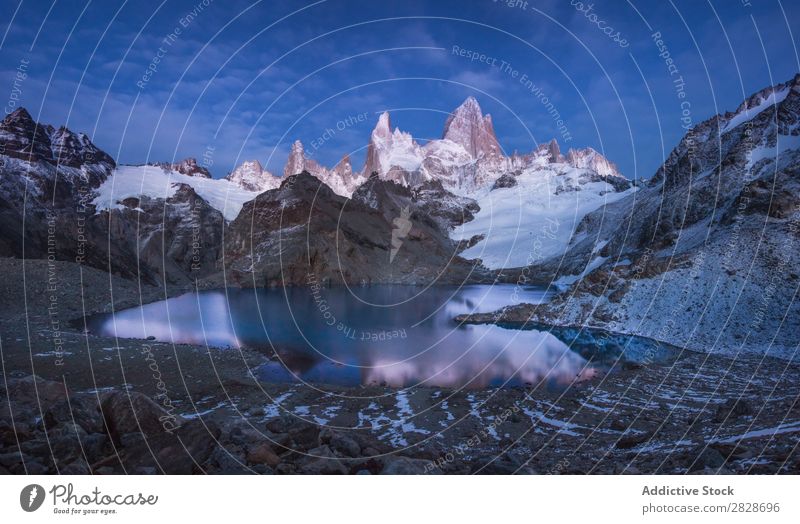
[222,172,492,286]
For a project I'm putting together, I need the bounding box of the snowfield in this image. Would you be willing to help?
[722,86,790,133]
[93,164,264,221]
[451,164,635,269]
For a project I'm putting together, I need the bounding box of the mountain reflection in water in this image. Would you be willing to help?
[87,285,671,390]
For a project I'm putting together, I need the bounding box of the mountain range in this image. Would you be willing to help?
[1,76,798,358]
[0,95,632,286]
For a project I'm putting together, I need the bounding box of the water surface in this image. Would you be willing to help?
[86,285,674,389]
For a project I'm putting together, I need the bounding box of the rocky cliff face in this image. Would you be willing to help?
[226,160,281,192]
[0,110,224,284]
[283,140,365,197]
[0,108,115,172]
[0,108,114,258]
[442,96,502,159]
[222,172,492,287]
[513,74,800,358]
[153,157,212,178]
[358,97,628,198]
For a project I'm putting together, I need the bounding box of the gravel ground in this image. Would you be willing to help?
[1,257,798,474]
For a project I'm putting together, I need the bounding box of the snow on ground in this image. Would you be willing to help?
[747,133,800,170]
[722,86,790,133]
[451,164,635,269]
[713,420,800,444]
[93,164,264,221]
[538,219,800,360]
[553,254,608,291]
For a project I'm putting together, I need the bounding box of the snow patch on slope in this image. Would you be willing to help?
[93,165,263,221]
[452,164,635,269]
[722,86,790,133]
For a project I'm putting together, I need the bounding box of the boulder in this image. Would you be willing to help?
[101,391,181,444]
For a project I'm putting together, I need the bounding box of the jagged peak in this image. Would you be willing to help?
[458,96,481,112]
[333,154,353,176]
[442,96,501,158]
[546,138,560,159]
[372,111,392,138]
[532,138,561,162]
[226,159,279,192]
[2,106,34,125]
[565,146,623,178]
[239,159,264,170]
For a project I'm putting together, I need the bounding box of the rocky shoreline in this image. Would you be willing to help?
[1,258,799,474]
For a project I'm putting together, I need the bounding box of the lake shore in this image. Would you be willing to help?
[1,257,799,474]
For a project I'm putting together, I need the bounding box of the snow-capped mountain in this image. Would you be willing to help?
[441,95,502,158]
[452,159,635,269]
[93,164,264,221]
[510,73,800,359]
[362,111,427,186]
[282,139,365,197]
[225,160,281,192]
[0,107,114,189]
[0,110,235,283]
[222,172,491,286]
[0,96,634,284]
[221,96,627,210]
[358,96,629,199]
[151,157,212,178]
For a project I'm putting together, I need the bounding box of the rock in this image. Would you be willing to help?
[112,420,220,474]
[491,173,517,190]
[61,459,90,475]
[25,461,50,475]
[50,432,86,466]
[251,464,273,475]
[287,421,320,451]
[275,463,296,474]
[45,397,104,434]
[297,445,348,474]
[320,429,361,458]
[713,398,753,423]
[442,96,502,158]
[689,447,726,472]
[381,456,436,475]
[6,375,67,404]
[471,455,522,475]
[208,446,249,474]
[610,418,629,431]
[265,416,291,434]
[101,390,181,444]
[227,425,263,447]
[0,452,23,468]
[246,442,281,467]
[615,430,654,449]
[0,420,30,445]
[81,433,110,464]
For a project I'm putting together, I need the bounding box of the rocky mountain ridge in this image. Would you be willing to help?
[463,74,800,359]
[227,96,628,199]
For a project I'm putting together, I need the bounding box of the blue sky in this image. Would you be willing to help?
[1,0,798,179]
